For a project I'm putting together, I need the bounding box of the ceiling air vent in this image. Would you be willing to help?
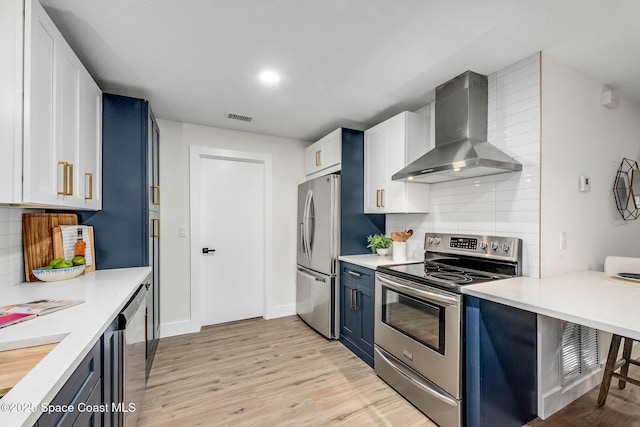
[225,112,253,123]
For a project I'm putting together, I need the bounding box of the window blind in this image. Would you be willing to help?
[561,321,599,384]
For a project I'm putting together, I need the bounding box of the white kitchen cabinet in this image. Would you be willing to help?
[77,71,102,209]
[0,0,102,209]
[305,128,342,179]
[364,111,430,213]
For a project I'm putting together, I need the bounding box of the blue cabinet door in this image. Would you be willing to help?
[465,296,537,427]
[339,262,375,367]
[358,281,375,357]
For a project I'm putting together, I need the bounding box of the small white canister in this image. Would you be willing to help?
[392,241,407,262]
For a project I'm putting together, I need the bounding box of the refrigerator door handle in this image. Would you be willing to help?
[303,189,313,258]
[297,266,328,282]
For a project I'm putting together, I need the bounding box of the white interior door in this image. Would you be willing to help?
[199,156,264,326]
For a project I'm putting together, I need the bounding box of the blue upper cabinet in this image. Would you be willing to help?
[78,94,152,269]
[340,128,385,255]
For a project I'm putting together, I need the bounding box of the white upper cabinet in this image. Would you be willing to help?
[364,111,430,213]
[77,71,102,209]
[305,128,342,179]
[1,0,102,209]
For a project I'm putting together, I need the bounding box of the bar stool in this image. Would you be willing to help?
[597,256,640,406]
[597,334,640,405]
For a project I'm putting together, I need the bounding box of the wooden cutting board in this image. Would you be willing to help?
[0,343,58,397]
[22,213,78,282]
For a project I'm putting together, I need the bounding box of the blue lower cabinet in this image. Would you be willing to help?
[37,317,121,427]
[36,339,102,427]
[340,262,375,367]
[465,295,537,427]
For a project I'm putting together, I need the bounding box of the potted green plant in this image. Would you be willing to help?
[367,234,393,256]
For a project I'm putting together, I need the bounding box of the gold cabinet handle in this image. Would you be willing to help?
[350,288,355,310]
[347,270,362,277]
[152,218,160,238]
[57,161,68,195]
[151,185,161,205]
[353,289,359,311]
[376,189,380,207]
[381,188,385,208]
[57,161,73,195]
[67,163,73,195]
[84,172,93,200]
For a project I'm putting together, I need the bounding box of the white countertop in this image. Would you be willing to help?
[0,267,151,427]
[462,270,640,341]
[338,254,423,270]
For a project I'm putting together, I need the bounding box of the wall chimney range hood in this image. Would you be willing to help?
[392,71,522,183]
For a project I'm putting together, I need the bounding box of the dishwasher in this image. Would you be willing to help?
[119,282,149,426]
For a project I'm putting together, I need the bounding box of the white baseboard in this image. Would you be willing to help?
[159,304,296,339]
[160,319,200,338]
[264,303,296,320]
[538,367,603,419]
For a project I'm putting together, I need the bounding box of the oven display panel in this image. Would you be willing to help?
[450,237,477,250]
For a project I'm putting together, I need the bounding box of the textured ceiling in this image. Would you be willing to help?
[39,0,640,141]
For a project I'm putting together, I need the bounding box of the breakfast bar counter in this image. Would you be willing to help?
[461,270,640,341]
[0,267,151,426]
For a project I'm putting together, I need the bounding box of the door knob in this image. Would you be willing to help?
[202,247,216,254]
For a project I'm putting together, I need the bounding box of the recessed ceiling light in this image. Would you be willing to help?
[260,71,280,84]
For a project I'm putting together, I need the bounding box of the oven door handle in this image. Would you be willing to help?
[377,275,459,306]
[374,347,458,407]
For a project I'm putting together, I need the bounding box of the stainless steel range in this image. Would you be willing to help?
[374,233,522,427]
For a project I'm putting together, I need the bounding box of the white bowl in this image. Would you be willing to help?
[32,265,85,282]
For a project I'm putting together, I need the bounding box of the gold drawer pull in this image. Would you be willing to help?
[347,270,362,277]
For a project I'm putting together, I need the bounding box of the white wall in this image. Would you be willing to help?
[537,53,640,418]
[390,53,542,278]
[157,119,308,336]
[0,207,26,289]
[540,53,640,276]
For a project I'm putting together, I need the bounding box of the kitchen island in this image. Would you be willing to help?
[462,270,640,341]
[462,269,640,425]
[0,267,151,426]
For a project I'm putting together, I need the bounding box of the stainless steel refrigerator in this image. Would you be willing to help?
[296,174,340,339]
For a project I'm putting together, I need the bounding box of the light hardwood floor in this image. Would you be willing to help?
[138,315,640,426]
[137,316,435,426]
[525,364,640,427]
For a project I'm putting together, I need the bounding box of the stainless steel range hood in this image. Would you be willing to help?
[392,71,522,183]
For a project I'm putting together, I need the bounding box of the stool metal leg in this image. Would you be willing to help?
[618,337,634,389]
[597,334,622,406]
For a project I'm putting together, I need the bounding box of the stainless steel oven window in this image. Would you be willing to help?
[381,285,446,354]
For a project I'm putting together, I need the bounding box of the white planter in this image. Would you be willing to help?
[376,248,390,256]
[392,242,407,262]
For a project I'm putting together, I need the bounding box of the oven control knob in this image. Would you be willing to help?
[502,242,511,253]
[427,237,434,245]
[490,241,499,251]
[479,241,487,250]
[433,237,441,245]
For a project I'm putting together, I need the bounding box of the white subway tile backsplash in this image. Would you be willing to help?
[427,53,540,276]
[0,207,27,288]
